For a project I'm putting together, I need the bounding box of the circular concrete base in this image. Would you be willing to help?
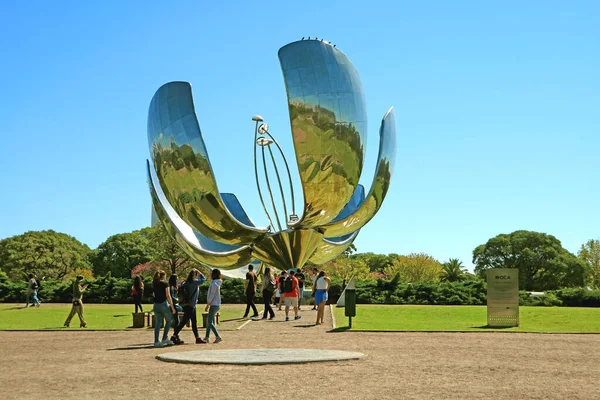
[156,348,364,365]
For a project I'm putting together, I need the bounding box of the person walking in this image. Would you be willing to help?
[204,269,223,343]
[63,275,88,328]
[169,274,182,329]
[296,269,306,310]
[261,267,276,320]
[278,270,287,311]
[132,275,144,313]
[243,264,259,319]
[25,273,41,308]
[152,270,176,348]
[314,271,331,325]
[283,270,301,321]
[170,268,207,345]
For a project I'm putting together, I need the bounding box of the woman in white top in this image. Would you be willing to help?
[314,271,331,325]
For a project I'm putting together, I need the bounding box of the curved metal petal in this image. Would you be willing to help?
[309,231,359,264]
[278,40,367,228]
[252,229,323,271]
[147,160,254,269]
[147,81,268,245]
[320,107,396,238]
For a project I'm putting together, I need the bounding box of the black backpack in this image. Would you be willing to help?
[283,277,294,293]
[178,282,193,304]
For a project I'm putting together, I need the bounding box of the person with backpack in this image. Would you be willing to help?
[168,274,183,329]
[243,264,259,319]
[132,275,144,313]
[277,271,287,311]
[283,270,301,321]
[170,268,206,345]
[260,266,276,320]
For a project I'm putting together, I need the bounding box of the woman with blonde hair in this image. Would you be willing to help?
[152,269,176,347]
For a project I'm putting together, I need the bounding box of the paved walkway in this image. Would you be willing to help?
[2,304,600,399]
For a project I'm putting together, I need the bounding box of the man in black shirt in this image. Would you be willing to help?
[296,269,306,310]
[243,265,259,318]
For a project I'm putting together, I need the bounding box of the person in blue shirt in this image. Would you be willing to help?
[170,268,206,345]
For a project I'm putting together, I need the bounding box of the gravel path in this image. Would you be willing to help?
[2,305,599,399]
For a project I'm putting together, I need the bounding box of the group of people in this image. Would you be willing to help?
[149,268,223,348]
[244,266,331,325]
[23,263,331,338]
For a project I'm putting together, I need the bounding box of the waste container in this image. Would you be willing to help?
[202,312,220,328]
[132,312,145,328]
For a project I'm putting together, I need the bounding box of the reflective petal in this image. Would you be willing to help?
[147,160,254,269]
[309,231,359,264]
[278,41,366,228]
[252,229,324,271]
[320,107,396,238]
[147,81,267,245]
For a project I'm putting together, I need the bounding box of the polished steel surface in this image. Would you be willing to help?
[309,231,359,264]
[252,229,324,271]
[278,40,367,228]
[147,81,267,245]
[147,161,254,269]
[146,39,395,274]
[320,107,396,238]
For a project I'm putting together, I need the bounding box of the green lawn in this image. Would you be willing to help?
[0,303,252,331]
[333,305,600,333]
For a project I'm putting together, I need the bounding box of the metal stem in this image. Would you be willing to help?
[263,131,296,215]
[253,123,275,231]
[261,146,282,231]
[267,145,289,225]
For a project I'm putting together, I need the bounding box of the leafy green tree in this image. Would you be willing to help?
[473,230,588,291]
[441,258,468,282]
[0,230,92,281]
[578,239,600,289]
[322,255,370,282]
[384,253,443,283]
[91,229,154,278]
[351,252,396,272]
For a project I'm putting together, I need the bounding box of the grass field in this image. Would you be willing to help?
[0,303,254,331]
[333,305,600,333]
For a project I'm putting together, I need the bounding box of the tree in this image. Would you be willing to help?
[578,239,600,289]
[91,229,154,278]
[384,253,443,283]
[473,230,588,291]
[351,252,395,272]
[147,223,201,276]
[322,255,370,282]
[0,230,92,281]
[441,258,468,282]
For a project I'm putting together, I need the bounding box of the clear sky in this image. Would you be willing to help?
[1,1,598,271]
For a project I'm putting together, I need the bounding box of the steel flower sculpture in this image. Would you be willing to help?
[146,39,396,274]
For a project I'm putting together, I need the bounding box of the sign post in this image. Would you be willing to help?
[344,276,356,328]
[487,268,519,327]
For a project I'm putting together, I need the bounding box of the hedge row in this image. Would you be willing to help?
[2,273,599,307]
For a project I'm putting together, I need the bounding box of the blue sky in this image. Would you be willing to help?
[1,1,598,271]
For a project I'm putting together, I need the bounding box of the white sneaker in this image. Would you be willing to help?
[154,341,164,348]
[161,339,174,347]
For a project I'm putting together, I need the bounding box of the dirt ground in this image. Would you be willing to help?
[2,305,599,400]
